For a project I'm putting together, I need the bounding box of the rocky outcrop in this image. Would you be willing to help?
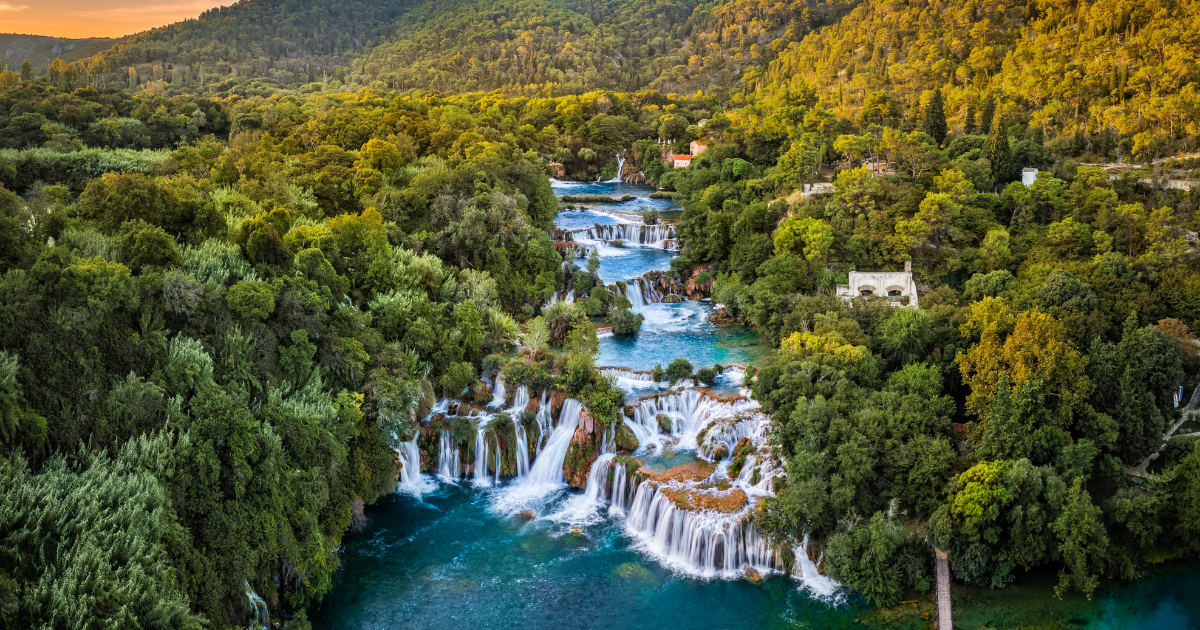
[743,565,763,585]
[547,162,566,178]
[615,423,639,451]
[563,409,600,488]
[708,305,740,325]
[684,266,713,300]
[550,389,568,420]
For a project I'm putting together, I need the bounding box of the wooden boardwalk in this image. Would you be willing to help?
[935,548,952,630]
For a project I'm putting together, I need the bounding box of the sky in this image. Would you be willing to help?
[0,0,231,39]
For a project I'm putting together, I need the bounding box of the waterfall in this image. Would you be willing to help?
[574,224,675,247]
[244,580,269,630]
[792,534,841,601]
[534,390,553,455]
[600,367,654,382]
[473,419,491,487]
[521,398,582,488]
[610,461,629,514]
[514,423,531,478]
[564,289,575,304]
[396,434,422,487]
[625,281,645,312]
[583,452,616,504]
[510,386,532,478]
[608,152,626,183]
[437,430,461,480]
[489,378,506,409]
[622,480,774,578]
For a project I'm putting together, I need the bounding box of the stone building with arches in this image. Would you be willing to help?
[835,262,920,308]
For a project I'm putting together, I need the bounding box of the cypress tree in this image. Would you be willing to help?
[964,102,976,134]
[978,92,996,136]
[20,59,32,83]
[921,88,947,145]
[985,112,1013,191]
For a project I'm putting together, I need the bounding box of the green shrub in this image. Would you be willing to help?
[609,308,642,335]
[665,358,693,383]
[226,281,277,319]
[696,366,718,387]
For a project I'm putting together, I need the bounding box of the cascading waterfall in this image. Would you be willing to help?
[473,418,491,487]
[396,434,422,487]
[244,580,269,629]
[583,452,616,504]
[610,461,629,514]
[489,377,506,409]
[521,398,582,488]
[792,535,841,600]
[622,481,776,578]
[625,281,645,311]
[534,390,553,455]
[578,223,675,246]
[437,430,461,480]
[510,386,531,478]
[608,152,626,183]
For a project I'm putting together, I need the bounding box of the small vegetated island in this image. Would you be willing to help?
[0,0,1198,628]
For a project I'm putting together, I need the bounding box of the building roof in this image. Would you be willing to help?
[674,155,691,162]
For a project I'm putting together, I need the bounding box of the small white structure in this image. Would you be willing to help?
[836,262,919,308]
[673,154,692,168]
[1021,168,1039,187]
[690,141,707,156]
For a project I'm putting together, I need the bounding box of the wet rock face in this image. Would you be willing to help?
[743,564,763,585]
[551,389,567,420]
[712,443,730,460]
[656,413,672,433]
[525,396,540,415]
[563,410,599,488]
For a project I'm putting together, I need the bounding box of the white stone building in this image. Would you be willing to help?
[835,262,919,307]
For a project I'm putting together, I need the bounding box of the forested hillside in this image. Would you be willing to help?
[0,34,113,75]
[34,0,857,96]
[754,0,1200,159]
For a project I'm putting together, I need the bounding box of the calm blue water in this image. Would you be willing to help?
[551,180,675,214]
[599,301,766,370]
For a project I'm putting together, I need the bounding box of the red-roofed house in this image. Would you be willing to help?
[672,154,691,168]
[690,141,707,156]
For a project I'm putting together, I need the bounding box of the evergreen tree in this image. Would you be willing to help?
[964,103,976,134]
[985,112,1013,190]
[978,92,996,136]
[921,89,947,145]
[19,60,31,83]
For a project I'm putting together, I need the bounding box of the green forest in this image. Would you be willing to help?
[1,0,1199,627]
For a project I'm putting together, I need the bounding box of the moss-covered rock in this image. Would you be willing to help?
[744,565,763,585]
[615,422,639,451]
[613,562,660,588]
[712,443,729,460]
[563,409,599,488]
[656,413,672,433]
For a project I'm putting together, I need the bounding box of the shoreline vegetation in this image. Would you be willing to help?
[0,0,1198,627]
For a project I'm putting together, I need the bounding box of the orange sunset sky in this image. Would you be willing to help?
[0,0,231,39]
